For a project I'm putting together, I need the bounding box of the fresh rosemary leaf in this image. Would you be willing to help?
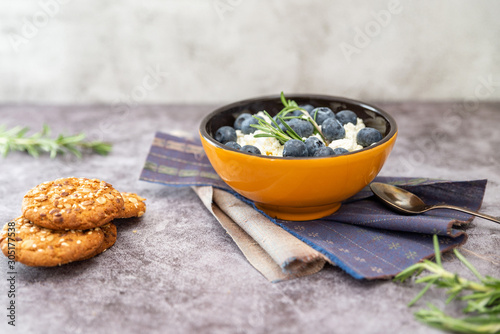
[454,248,484,281]
[434,233,442,266]
[408,278,438,307]
[280,91,289,107]
[253,134,276,138]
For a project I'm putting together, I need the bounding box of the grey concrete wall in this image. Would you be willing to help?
[1,0,499,104]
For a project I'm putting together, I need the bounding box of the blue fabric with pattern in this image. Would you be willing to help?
[140,132,487,279]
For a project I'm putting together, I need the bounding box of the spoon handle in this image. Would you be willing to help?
[433,204,500,225]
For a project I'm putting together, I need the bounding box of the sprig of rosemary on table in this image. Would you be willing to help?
[250,92,328,144]
[0,124,112,158]
[395,235,500,333]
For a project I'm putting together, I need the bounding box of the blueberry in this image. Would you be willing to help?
[225,141,241,150]
[305,137,324,156]
[299,104,315,114]
[241,116,264,134]
[310,107,335,125]
[283,139,308,157]
[322,118,345,141]
[357,127,383,147]
[333,147,349,155]
[241,145,261,155]
[336,110,357,125]
[313,146,335,157]
[272,115,287,131]
[285,118,314,138]
[215,126,237,144]
[234,113,252,130]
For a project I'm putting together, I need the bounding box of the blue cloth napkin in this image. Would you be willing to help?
[140,132,487,279]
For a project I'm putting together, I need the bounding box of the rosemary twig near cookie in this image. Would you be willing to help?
[0,124,112,158]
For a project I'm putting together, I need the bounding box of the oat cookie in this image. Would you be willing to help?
[118,192,146,219]
[81,223,117,260]
[22,177,124,230]
[0,217,105,267]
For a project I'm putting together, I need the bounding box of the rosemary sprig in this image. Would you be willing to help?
[278,92,327,143]
[251,111,297,144]
[395,235,500,333]
[249,92,328,144]
[0,124,112,158]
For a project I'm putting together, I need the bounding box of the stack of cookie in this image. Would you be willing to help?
[0,177,146,267]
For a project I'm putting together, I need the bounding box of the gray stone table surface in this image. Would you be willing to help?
[0,102,499,334]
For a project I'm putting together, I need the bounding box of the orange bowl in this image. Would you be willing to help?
[199,94,397,221]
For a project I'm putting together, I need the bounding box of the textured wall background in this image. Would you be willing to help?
[1,0,499,104]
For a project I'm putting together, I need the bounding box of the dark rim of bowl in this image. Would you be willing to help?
[199,94,398,160]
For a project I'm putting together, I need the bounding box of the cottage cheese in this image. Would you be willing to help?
[236,129,284,156]
[326,118,365,152]
[236,112,367,157]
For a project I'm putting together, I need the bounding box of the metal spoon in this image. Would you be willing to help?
[369,182,500,225]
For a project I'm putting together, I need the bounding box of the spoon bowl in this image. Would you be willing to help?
[369,182,500,225]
